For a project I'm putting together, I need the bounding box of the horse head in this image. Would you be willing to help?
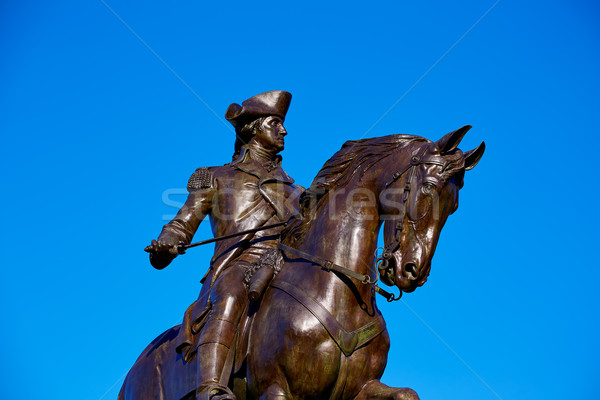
[378,125,485,293]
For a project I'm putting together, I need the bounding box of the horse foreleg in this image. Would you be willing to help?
[353,380,419,400]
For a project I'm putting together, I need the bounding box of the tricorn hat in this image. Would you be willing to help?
[225,90,292,130]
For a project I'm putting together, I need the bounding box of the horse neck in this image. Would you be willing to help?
[287,178,384,323]
[299,179,382,285]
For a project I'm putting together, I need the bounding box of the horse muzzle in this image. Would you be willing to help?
[392,251,431,292]
[377,252,420,292]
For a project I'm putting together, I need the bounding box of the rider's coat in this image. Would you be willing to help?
[151,146,303,357]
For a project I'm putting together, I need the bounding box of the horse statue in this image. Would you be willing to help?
[119,126,484,400]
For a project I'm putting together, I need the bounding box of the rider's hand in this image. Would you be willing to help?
[144,239,180,256]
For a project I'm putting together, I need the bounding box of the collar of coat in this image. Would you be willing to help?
[230,146,295,184]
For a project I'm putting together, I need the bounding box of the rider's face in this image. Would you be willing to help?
[253,116,287,153]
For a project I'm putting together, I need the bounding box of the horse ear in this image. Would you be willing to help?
[434,125,472,154]
[464,141,485,171]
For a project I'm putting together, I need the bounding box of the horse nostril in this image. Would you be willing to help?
[404,263,418,280]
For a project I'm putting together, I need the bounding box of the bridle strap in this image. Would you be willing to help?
[277,243,398,302]
[278,243,375,284]
[381,146,448,241]
[376,147,440,297]
[381,153,424,249]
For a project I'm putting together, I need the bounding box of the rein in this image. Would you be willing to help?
[278,243,399,302]
[278,243,375,284]
[171,217,298,255]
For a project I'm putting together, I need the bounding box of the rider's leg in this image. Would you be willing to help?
[196,264,248,400]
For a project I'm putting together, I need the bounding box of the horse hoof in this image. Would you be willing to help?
[393,388,419,400]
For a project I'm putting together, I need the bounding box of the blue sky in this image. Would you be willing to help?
[1,1,599,399]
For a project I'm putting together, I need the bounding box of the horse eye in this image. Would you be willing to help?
[422,182,435,193]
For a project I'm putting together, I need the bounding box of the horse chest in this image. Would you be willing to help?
[271,279,386,358]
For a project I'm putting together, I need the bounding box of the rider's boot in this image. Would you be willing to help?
[195,318,237,400]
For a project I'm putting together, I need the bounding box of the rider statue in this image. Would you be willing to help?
[146,90,303,400]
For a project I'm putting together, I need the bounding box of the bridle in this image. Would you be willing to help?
[278,144,448,303]
[374,144,446,300]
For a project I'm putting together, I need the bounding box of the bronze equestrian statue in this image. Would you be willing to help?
[121,93,485,400]
[143,90,304,400]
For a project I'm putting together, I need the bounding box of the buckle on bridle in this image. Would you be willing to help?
[362,274,376,285]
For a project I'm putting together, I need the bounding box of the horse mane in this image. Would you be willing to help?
[282,134,429,247]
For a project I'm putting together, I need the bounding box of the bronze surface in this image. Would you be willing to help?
[120,93,484,400]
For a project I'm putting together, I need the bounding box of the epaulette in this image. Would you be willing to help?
[187,167,213,192]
